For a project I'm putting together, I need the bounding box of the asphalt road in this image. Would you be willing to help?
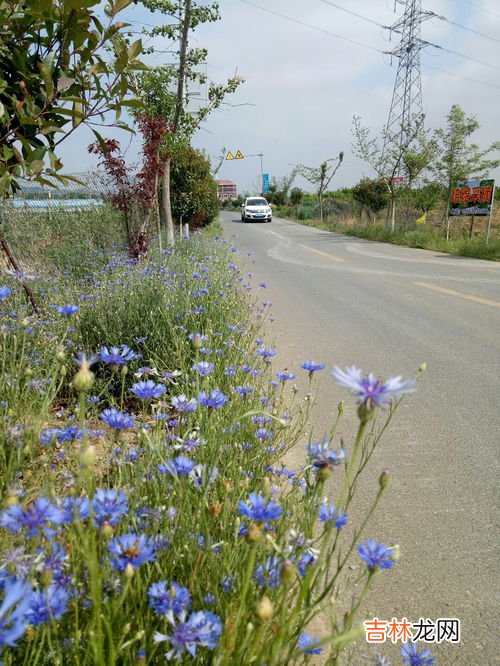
[219,211,500,665]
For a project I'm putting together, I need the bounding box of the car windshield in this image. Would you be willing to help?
[247,198,268,206]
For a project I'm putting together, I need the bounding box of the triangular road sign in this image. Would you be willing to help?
[225,151,235,160]
[235,150,244,159]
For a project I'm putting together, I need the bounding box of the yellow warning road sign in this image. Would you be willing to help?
[235,150,244,159]
[225,151,235,160]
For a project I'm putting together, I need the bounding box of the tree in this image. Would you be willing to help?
[138,0,243,246]
[170,143,218,229]
[352,178,388,222]
[296,153,343,223]
[428,104,500,239]
[352,115,433,231]
[290,187,304,216]
[0,0,144,195]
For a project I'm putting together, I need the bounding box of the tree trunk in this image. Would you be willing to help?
[319,192,323,223]
[161,157,175,247]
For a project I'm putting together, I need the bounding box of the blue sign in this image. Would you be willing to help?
[262,173,270,193]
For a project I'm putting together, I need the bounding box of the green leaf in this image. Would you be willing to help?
[90,128,108,155]
[29,160,45,175]
[127,39,142,60]
[112,0,133,15]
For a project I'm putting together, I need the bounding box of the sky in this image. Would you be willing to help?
[58,0,500,195]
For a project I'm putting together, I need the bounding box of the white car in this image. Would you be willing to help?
[241,197,272,223]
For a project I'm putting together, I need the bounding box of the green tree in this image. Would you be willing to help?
[352,178,388,222]
[296,153,343,223]
[429,104,500,239]
[138,0,243,246]
[170,143,219,228]
[290,186,303,216]
[352,115,433,231]
[0,0,144,194]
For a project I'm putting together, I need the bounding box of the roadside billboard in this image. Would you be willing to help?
[449,179,495,216]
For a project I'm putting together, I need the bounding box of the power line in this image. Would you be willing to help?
[437,16,500,43]
[240,0,500,91]
[239,0,382,53]
[460,0,500,19]
[422,60,500,89]
[317,0,390,29]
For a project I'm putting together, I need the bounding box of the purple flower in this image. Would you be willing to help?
[332,365,415,408]
[192,361,214,377]
[0,286,12,300]
[148,581,191,617]
[60,497,90,524]
[0,498,64,538]
[301,360,325,373]
[171,394,198,413]
[358,539,396,571]
[158,456,196,477]
[108,533,156,571]
[318,502,347,529]
[100,408,134,430]
[0,576,32,646]
[401,643,435,665]
[131,380,165,400]
[92,489,128,527]
[298,632,323,655]
[235,385,254,397]
[257,346,276,360]
[56,305,79,316]
[154,610,223,660]
[99,345,139,366]
[29,585,70,625]
[307,441,345,470]
[198,390,227,409]
[238,493,282,522]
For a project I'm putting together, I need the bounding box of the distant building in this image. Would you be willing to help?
[217,180,237,201]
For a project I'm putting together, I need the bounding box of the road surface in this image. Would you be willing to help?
[219,211,499,665]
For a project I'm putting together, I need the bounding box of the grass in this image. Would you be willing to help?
[0,209,423,665]
[273,205,500,261]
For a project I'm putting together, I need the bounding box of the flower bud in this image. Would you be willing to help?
[246,522,262,544]
[123,623,131,635]
[281,559,295,584]
[136,649,146,664]
[125,563,135,579]
[192,333,202,349]
[316,463,331,483]
[338,400,345,415]
[390,544,400,562]
[121,365,128,376]
[101,521,114,539]
[379,469,390,490]
[419,362,426,374]
[255,595,274,622]
[357,402,376,424]
[73,366,94,393]
[56,349,66,362]
[80,445,96,469]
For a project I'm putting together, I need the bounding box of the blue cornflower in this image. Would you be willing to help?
[301,361,325,373]
[198,390,227,409]
[148,581,191,617]
[257,346,276,360]
[29,585,70,625]
[0,286,12,300]
[254,556,282,589]
[0,576,32,647]
[358,539,396,571]
[203,593,215,605]
[92,489,128,527]
[192,361,214,377]
[235,385,254,397]
[171,394,198,413]
[401,643,435,665]
[189,464,218,490]
[108,533,156,571]
[307,441,346,470]
[332,365,415,409]
[99,345,139,366]
[158,456,196,477]
[298,632,323,655]
[154,610,223,660]
[60,497,90,524]
[276,371,296,381]
[318,502,348,529]
[297,551,317,577]
[100,408,134,430]
[0,498,64,538]
[238,492,282,522]
[56,305,79,316]
[131,380,165,400]
[57,424,83,442]
[39,428,62,446]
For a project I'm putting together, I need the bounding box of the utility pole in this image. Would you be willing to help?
[384,0,434,159]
